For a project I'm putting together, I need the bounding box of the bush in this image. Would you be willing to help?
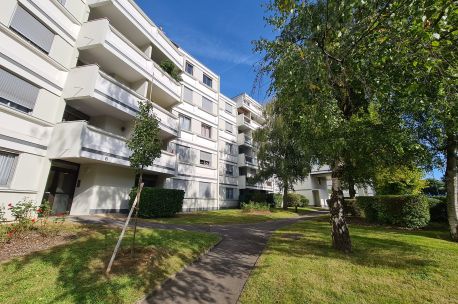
[241,201,271,212]
[428,196,447,223]
[159,59,182,82]
[300,196,310,206]
[342,199,362,216]
[356,195,430,228]
[129,187,184,218]
[273,193,283,208]
[285,193,309,208]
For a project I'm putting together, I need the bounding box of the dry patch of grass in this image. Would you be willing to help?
[0,225,220,304]
[240,220,458,304]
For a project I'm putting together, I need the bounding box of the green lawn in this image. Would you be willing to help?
[0,225,220,304]
[144,208,324,225]
[240,219,458,304]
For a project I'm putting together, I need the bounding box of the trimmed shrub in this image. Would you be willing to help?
[241,201,271,212]
[300,196,310,206]
[342,199,362,216]
[129,187,184,218]
[286,193,309,208]
[356,195,430,228]
[239,191,275,207]
[428,196,447,223]
[273,193,283,208]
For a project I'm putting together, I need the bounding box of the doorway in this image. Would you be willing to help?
[43,160,80,214]
[312,190,321,207]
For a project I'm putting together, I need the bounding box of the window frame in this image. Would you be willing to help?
[225,121,233,134]
[202,74,213,88]
[199,151,212,167]
[0,150,18,187]
[199,182,212,198]
[176,144,191,163]
[201,96,213,114]
[178,114,191,132]
[225,102,233,115]
[226,187,234,200]
[201,123,212,139]
[185,61,194,75]
[225,164,234,176]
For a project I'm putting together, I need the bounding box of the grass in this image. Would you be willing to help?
[0,224,220,304]
[143,208,324,225]
[240,219,458,304]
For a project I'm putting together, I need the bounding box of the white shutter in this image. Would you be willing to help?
[202,97,213,113]
[183,86,193,103]
[0,68,39,111]
[0,152,17,186]
[10,6,54,53]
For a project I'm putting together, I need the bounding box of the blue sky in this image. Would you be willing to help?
[136,0,274,103]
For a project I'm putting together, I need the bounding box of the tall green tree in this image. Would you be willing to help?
[255,0,426,252]
[127,100,162,252]
[254,98,312,209]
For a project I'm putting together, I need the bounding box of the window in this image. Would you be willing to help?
[0,151,17,186]
[200,151,212,167]
[201,97,213,113]
[199,182,211,198]
[10,6,55,54]
[185,61,194,75]
[0,68,39,113]
[225,121,233,133]
[176,144,191,162]
[225,102,233,114]
[201,123,211,138]
[179,114,191,131]
[173,179,188,195]
[224,142,234,155]
[183,86,193,103]
[225,164,234,176]
[57,0,66,5]
[203,74,213,87]
[226,188,234,200]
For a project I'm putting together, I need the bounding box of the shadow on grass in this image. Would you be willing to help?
[266,220,452,272]
[1,227,219,303]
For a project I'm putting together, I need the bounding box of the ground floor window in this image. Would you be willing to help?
[199,182,211,198]
[0,150,17,186]
[226,187,234,200]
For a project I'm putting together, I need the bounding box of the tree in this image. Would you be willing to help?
[127,100,162,253]
[255,0,427,252]
[423,177,446,197]
[374,166,427,195]
[253,98,311,209]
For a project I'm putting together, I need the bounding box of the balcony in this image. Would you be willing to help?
[63,65,178,139]
[234,94,264,122]
[238,176,274,191]
[237,133,253,147]
[77,19,152,83]
[238,153,258,168]
[87,0,183,67]
[149,61,182,108]
[237,114,258,131]
[47,121,176,176]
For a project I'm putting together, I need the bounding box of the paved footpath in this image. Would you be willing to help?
[72,211,327,304]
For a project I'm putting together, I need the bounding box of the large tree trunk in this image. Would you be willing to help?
[329,163,352,253]
[131,171,143,255]
[445,133,458,241]
[348,177,356,199]
[283,180,289,210]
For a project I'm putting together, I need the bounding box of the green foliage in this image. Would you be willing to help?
[159,59,182,82]
[37,200,52,218]
[428,196,448,223]
[374,166,427,195]
[129,187,184,218]
[423,178,446,196]
[342,199,362,217]
[0,206,6,222]
[127,101,162,173]
[273,193,283,208]
[357,195,430,228]
[241,201,271,213]
[239,191,274,206]
[285,193,309,208]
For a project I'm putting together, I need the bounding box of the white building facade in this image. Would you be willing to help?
[0,0,274,218]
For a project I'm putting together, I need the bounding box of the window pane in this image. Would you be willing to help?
[199,182,211,198]
[183,86,193,103]
[0,68,39,112]
[225,143,233,155]
[201,124,211,138]
[226,188,234,200]
[225,103,232,114]
[225,121,233,133]
[202,97,213,113]
[203,74,212,87]
[176,144,190,162]
[179,115,191,131]
[0,151,17,186]
[10,6,54,53]
[200,151,212,166]
[225,164,234,176]
[173,179,188,195]
[185,62,194,75]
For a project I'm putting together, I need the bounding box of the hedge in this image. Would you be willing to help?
[356,195,430,228]
[428,196,447,223]
[239,191,275,206]
[129,187,184,218]
[342,199,362,216]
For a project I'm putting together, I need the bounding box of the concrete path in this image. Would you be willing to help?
[72,212,327,304]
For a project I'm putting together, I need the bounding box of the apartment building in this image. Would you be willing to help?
[234,93,275,200]
[0,0,275,219]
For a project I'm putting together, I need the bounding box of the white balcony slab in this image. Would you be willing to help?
[47,121,176,176]
[237,133,253,147]
[236,114,261,131]
[238,153,258,168]
[238,176,274,191]
[77,19,152,83]
[63,65,178,139]
[150,62,182,108]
